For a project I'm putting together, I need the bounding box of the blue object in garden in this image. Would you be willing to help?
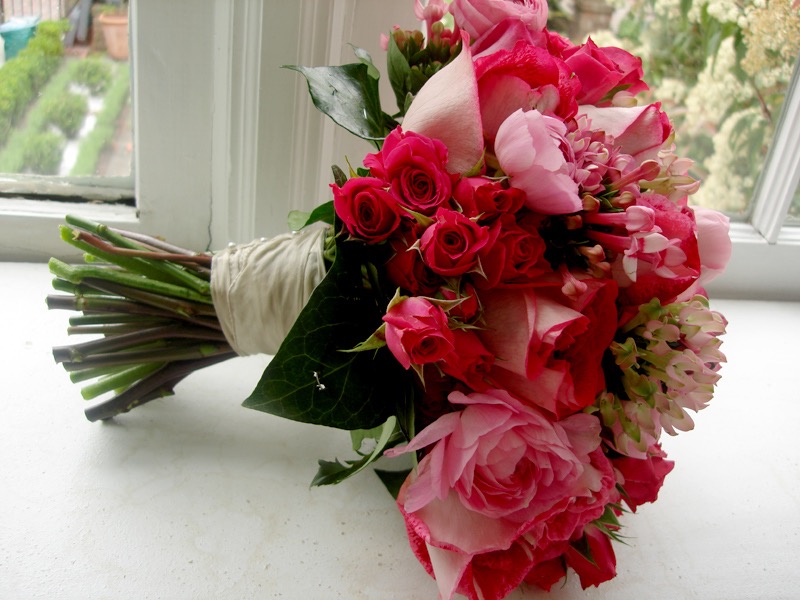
[0,16,40,60]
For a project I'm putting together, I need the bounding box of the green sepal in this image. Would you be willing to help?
[287,201,335,232]
[311,416,404,486]
[332,164,348,188]
[285,63,385,143]
[374,468,412,500]
[243,232,409,430]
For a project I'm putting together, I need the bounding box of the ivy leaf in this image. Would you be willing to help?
[287,201,335,232]
[243,234,409,430]
[311,416,404,486]
[285,63,385,142]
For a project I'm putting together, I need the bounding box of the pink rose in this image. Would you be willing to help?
[419,208,494,276]
[580,103,672,163]
[364,128,454,215]
[478,278,618,418]
[564,525,618,589]
[563,38,648,106]
[387,389,612,600]
[450,0,548,43]
[611,443,674,512]
[332,177,404,243]
[475,42,580,139]
[494,109,581,215]
[382,296,454,370]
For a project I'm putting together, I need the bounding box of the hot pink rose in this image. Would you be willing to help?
[450,0,548,43]
[386,389,612,600]
[580,103,672,163]
[475,42,580,139]
[494,109,581,215]
[612,443,675,512]
[332,177,404,243]
[382,296,454,370]
[419,208,494,276]
[563,38,648,106]
[478,278,618,418]
[364,128,454,215]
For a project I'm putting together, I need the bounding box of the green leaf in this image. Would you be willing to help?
[331,164,348,188]
[387,33,414,115]
[374,468,412,500]
[286,63,385,142]
[243,233,410,430]
[311,416,403,486]
[287,201,335,232]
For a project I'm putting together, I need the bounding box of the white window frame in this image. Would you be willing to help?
[0,1,797,300]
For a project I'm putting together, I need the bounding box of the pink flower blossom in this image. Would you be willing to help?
[579,103,672,163]
[494,109,581,215]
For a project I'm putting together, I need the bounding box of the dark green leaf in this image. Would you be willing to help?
[374,468,412,500]
[285,63,385,141]
[243,234,410,430]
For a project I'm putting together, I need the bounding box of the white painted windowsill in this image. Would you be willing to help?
[2,262,799,599]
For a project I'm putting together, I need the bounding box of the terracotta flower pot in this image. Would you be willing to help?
[97,12,129,61]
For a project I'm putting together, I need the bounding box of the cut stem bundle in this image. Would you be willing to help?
[48,216,235,421]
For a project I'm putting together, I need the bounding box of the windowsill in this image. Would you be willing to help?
[2,262,799,599]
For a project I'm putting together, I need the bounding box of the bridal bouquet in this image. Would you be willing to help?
[48,1,731,598]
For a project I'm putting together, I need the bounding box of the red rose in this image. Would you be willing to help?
[612,443,675,512]
[364,128,454,215]
[454,177,526,222]
[441,329,494,391]
[563,38,648,106]
[382,296,454,370]
[332,177,404,243]
[384,224,443,296]
[420,208,494,277]
[564,525,617,589]
[478,214,548,288]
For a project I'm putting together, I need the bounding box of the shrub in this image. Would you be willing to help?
[22,131,65,175]
[42,92,88,139]
[71,57,112,94]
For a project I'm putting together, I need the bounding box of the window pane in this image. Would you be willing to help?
[555,0,800,219]
[0,1,132,182]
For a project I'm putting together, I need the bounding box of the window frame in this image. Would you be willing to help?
[0,1,797,300]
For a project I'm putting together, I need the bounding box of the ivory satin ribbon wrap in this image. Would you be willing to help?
[210,225,329,356]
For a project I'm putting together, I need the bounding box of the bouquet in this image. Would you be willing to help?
[48,1,732,598]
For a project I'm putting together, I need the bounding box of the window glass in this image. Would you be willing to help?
[552,0,800,220]
[0,1,131,182]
